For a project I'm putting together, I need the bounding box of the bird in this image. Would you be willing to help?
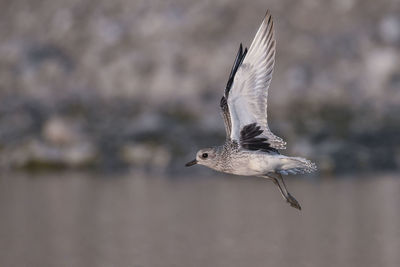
[185,10,317,210]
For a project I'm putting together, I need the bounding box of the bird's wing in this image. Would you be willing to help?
[220,44,248,139]
[220,96,232,139]
[225,11,286,150]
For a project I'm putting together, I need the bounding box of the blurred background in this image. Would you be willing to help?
[0,0,399,266]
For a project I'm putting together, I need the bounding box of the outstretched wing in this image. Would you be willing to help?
[220,44,247,139]
[225,11,286,150]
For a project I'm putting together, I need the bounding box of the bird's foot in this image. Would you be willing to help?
[286,193,301,210]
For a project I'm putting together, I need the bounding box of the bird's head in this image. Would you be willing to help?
[185,147,218,169]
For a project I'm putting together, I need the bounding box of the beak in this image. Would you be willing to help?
[185,159,197,167]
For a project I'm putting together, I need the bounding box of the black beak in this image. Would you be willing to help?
[185,159,197,167]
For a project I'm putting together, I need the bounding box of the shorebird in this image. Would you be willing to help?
[185,11,316,210]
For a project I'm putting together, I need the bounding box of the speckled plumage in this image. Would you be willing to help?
[186,11,317,210]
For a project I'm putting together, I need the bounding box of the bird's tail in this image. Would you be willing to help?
[277,156,317,175]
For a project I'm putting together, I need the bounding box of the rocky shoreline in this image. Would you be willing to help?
[1,95,399,175]
[1,0,399,175]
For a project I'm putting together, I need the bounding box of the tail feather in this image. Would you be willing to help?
[278,157,317,175]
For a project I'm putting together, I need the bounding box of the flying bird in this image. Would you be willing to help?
[185,11,316,210]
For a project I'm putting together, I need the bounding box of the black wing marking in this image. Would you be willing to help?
[240,123,278,153]
[220,96,232,138]
[220,44,248,140]
[224,43,248,98]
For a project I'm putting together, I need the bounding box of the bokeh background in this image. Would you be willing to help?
[1,0,399,266]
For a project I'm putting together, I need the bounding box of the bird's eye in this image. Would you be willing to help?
[202,153,208,159]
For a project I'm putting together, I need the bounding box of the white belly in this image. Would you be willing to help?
[228,153,282,176]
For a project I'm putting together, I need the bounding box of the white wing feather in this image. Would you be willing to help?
[227,11,286,149]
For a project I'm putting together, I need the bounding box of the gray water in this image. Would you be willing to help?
[0,172,399,267]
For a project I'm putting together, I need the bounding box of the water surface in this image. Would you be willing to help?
[0,172,399,267]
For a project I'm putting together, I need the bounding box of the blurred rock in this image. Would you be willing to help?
[8,139,97,170]
[42,116,81,145]
[120,143,171,171]
[379,15,400,45]
[365,48,398,93]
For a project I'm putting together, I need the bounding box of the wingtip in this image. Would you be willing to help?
[239,43,248,57]
[264,10,272,20]
[225,43,248,96]
[261,10,273,30]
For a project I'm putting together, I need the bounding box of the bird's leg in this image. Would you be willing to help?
[277,173,301,210]
[265,173,301,210]
[268,175,287,200]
